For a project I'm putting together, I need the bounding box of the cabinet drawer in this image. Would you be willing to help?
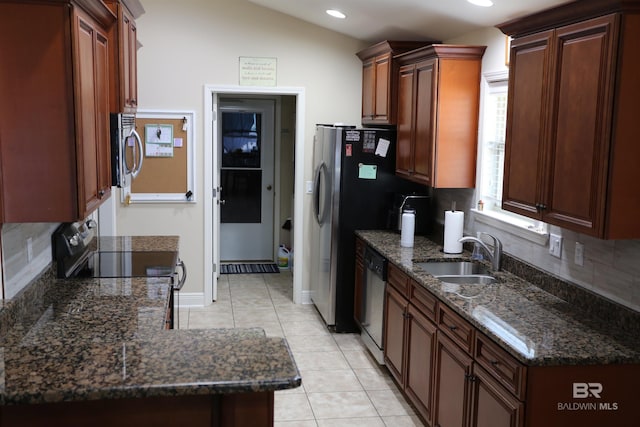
[437,304,475,354]
[387,263,409,297]
[475,333,527,400]
[409,280,437,322]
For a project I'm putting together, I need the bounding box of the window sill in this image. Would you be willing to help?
[471,208,549,246]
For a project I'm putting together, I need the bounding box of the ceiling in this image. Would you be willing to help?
[248,0,575,42]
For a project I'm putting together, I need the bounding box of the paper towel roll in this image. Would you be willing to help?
[443,210,464,254]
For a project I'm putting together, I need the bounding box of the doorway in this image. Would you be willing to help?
[204,86,305,305]
[219,99,275,261]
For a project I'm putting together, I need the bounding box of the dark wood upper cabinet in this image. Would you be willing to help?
[395,45,486,188]
[0,0,116,223]
[499,0,640,238]
[105,0,144,113]
[356,41,435,125]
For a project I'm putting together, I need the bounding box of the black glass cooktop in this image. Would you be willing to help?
[73,251,178,278]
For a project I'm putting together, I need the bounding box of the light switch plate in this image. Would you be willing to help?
[549,233,562,258]
[306,180,313,194]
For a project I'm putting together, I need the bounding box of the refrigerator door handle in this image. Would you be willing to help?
[313,162,329,225]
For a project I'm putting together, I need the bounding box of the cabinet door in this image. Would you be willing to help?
[433,332,473,427]
[396,64,415,179]
[383,284,407,385]
[405,304,437,424]
[74,11,111,218]
[95,26,112,206]
[412,58,436,186]
[502,30,552,219]
[122,8,138,110]
[469,365,524,427]
[374,53,391,122]
[543,15,618,236]
[361,59,375,121]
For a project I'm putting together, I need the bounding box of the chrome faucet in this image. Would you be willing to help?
[459,232,502,271]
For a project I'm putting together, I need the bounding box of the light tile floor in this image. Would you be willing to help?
[179,270,425,427]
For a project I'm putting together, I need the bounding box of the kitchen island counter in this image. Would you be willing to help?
[0,236,300,426]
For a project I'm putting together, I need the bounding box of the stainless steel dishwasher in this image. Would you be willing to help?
[360,247,387,364]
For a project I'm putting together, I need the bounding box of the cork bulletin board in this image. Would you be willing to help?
[126,110,196,203]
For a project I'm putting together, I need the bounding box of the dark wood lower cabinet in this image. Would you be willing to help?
[384,275,439,426]
[0,392,274,427]
[405,304,437,424]
[375,258,638,427]
[384,284,407,384]
[433,332,473,427]
[470,365,524,427]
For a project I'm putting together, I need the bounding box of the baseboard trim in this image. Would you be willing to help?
[301,290,312,305]
[175,292,205,307]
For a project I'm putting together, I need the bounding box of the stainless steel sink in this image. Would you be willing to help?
[416,261,496,285]
[416,261,490,277]
[436,275,496,285]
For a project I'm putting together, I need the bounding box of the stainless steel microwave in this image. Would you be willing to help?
[110,113,143,188]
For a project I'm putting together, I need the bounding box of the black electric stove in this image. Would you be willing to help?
[73,250,178,279]
[52,222,181,283]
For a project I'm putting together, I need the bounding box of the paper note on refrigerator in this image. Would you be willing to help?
[358,164,377,179]
[375,138,390,157]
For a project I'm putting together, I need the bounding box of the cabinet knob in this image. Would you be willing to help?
[490,360,499,366]
[448,325,458,331]
[98,190,105,198]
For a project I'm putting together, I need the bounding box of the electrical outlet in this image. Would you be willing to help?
[27,237,33,262]
[575,242,584,266]
[549,233,562,258]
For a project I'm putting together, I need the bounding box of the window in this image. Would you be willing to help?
[475,71,548,242]
[479,77,507,211]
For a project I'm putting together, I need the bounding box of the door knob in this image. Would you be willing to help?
[218,199,226,205]
[267,185,273,191]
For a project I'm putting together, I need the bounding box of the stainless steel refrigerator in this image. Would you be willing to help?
[310,124,424,332]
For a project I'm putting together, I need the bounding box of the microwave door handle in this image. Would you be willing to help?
[122,133,135,174]
[130,128,144,178]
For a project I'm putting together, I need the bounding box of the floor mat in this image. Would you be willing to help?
[220,263,280,274]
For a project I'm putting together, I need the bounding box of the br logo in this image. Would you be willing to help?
[573,383,603,399]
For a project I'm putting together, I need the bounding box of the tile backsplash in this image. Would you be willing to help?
[1,223,59,299]
[433,189,640,313]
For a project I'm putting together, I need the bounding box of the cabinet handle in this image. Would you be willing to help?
[490,360,499,366]
[465,374,477,382]
[448,325,458,331]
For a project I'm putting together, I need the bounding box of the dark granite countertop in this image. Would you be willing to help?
[0,236,301,406]
[357,230,640,367]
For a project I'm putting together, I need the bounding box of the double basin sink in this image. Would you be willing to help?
[416,261,496,285]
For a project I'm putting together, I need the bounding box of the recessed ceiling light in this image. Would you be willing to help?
[326,9,347,19]
[467,0,494,6]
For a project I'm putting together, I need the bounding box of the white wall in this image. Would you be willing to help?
[114,0,365,299]
[443,28,640,312]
